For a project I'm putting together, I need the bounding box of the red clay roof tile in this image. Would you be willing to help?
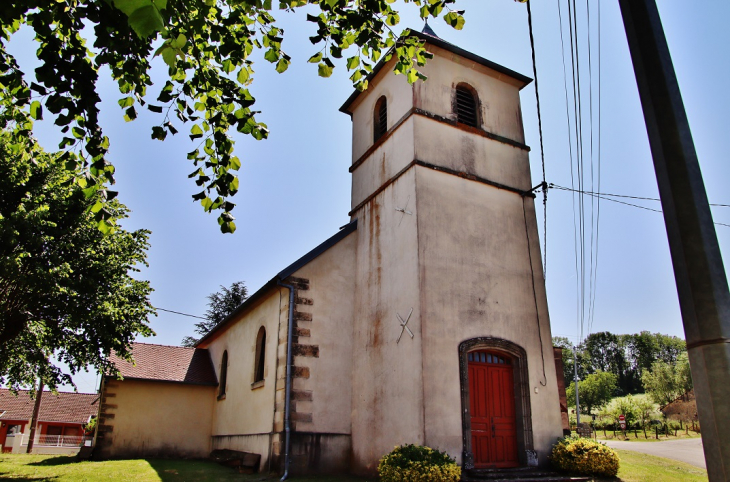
[109,342,218,386]
[0,389,99,424]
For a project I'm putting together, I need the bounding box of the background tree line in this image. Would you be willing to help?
[553,331,686,396]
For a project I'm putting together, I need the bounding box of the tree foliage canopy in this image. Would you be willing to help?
[0,126,154,391]
[181,280,248,347]
[553,331,687,396]
[642,353,693,406]
[566,371,617,415]
[0,0,472,234]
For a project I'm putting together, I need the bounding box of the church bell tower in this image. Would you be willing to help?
[339,28,563,473]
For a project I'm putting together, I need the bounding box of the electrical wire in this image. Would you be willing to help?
[154,307,207,320]
[526,0,549,279]
[549,184,730,227]
[561,0,583,346]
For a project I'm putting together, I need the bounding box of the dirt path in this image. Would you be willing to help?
[603,438,705,469]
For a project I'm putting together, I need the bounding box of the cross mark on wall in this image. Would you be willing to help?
[396,308,414,343]
[395,196,412,226]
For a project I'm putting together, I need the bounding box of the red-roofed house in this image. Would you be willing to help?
[94,343,218,459]
[0,389,98,454]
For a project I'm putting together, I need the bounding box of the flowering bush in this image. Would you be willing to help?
[550,436,619,477]
[378,444,461,482]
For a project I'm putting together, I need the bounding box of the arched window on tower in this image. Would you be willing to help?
[218,350,228,399]
[254,326,266,383]
[455,84,479,128]
[373,96,388,142]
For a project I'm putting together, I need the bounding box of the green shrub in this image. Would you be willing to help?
[378,444,461,482]
[550,436,619,477]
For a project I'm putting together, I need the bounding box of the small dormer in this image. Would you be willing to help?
[340,28,533,214]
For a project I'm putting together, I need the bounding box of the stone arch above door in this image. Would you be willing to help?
[458,337,535,470]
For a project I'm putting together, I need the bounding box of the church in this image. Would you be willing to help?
[93,28,566,477]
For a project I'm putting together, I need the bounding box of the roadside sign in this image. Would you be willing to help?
[619,414,626,430]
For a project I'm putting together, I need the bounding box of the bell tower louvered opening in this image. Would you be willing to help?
[373,96,388,142]
[455,85,478,128]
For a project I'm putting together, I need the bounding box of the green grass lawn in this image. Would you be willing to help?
[0,452,707,482]
[0,454,372,482]
[611,449,707,482]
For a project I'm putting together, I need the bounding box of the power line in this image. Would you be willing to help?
[154,307,207,320]
[550,184,730,227]
[526,0,549,279]
[554,186,730,207]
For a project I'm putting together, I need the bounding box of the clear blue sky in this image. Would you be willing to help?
[9,0,729,393]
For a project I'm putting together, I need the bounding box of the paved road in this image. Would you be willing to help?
[603,438,705,469]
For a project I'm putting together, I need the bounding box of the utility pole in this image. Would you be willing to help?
[573,346,580,428]
[619,0,730,480]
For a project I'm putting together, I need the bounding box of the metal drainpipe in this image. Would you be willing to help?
[277,280,295,481]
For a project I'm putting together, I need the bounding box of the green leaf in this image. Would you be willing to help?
[229,156,241,171]
[30,82,47,95]
[127,4,165,38]
[170,33,186,49]
[190,124,204,140]
[318,59,334,78]
[118,97,135,108]
[443,11,466,30]
[222,59,235,73]
[308,52,323,64]
[386,13,400,26]
[83,185,97,199]
[30,101,43,120]
[237,67,250,84]
[318,62,333,78]
[264,49,279,63]
[97,218,113,235]
[275,58,290,73]
[346,56,360,70]
[124,107,137,122]
[201,197,213,211]
[151,126,167,141]
[161,46,177,68]
[72,127,85,139]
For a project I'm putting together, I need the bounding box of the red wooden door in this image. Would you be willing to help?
[468,351,519,468]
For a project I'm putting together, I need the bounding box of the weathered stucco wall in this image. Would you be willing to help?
[350,168,425,474]
[345,36,560,473]
[415,166,563,465]
[289,231,357,438]
[414,44,527,144]
[204,290,282,470]
[351,117,415,209]
[349,56,413,162]
[95,379,214,459]
[413,115,531,192]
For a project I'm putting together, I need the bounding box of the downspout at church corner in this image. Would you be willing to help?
[277,280,295,481]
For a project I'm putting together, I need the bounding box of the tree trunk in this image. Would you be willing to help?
[26,380,44,453]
